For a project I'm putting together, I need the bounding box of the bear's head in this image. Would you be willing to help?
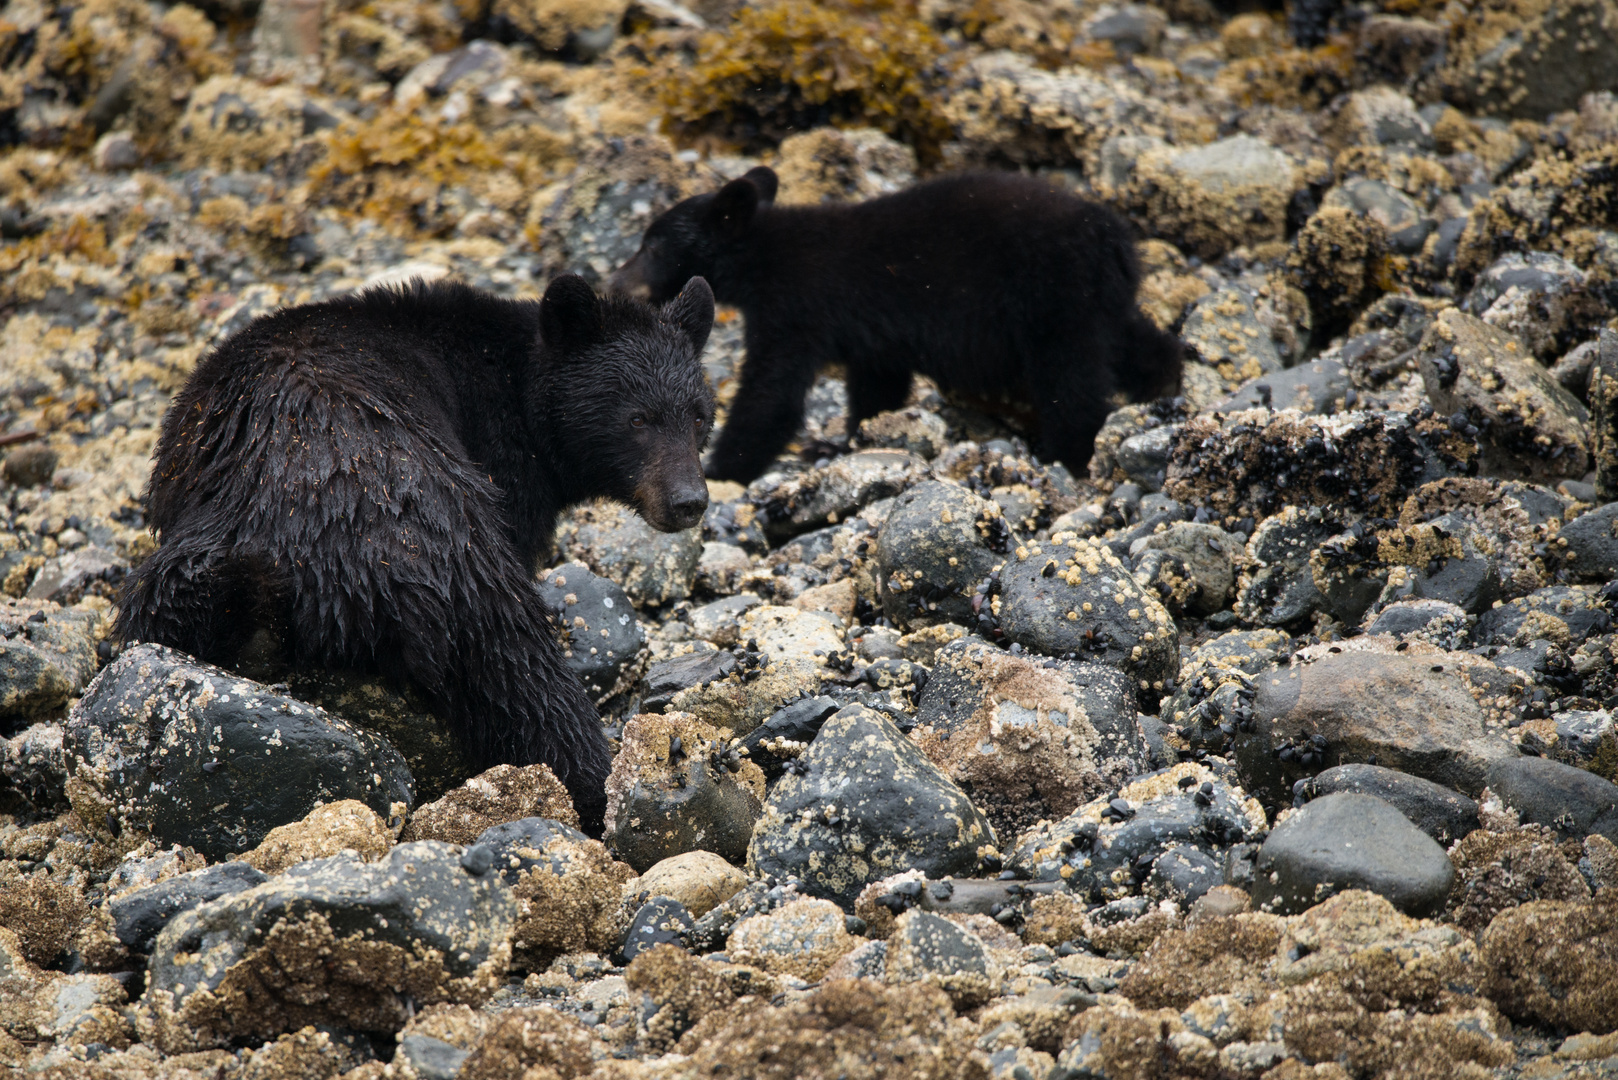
[537,274,717,532]
[608,166,779,304]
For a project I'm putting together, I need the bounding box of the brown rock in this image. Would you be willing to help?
[240,799,398,876]
[1448,824,1589,933]
[401,763,578,844]
[507,832,636,972]
[1481,891,1618,1034]
[456,1006,598,1080]
[624,943,736,1052]
[628,851,748,919]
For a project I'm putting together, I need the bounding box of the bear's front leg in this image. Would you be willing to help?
[706,343,819,483]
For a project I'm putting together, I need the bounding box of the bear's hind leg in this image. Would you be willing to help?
[115,540,277,666]
[292,470,611,831]
[363,558,611,832]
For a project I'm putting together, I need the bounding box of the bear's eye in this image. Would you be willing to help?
[630,415,647,429]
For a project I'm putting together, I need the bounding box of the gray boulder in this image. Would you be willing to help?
[108,862,269,954]
[535,560,648,713]
[748,704,995,908]
[140,842,514,1052]
[1557,503,1618,583]
[994,536,1179,706]
[65,644,414,861]
[1237,648,1518,803]
[1251,792,1455,916]
[1487,756,1618,843]
[1310,764,1479,845]
[877,481,1008,631]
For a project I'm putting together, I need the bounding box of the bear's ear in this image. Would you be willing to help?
[539,274,603,354]
[742,166,779,205]
[709,175,765,235]
[664,277,714,354]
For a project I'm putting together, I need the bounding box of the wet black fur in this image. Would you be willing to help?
[115,275,717,833]
[612,168,1186,485]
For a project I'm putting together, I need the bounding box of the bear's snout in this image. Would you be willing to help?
[664,483,709,530]
[606,256,653,302]
[635,447,710,533]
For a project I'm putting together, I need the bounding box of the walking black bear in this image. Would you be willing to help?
[611,168,1185,484]
[116,274,718,833]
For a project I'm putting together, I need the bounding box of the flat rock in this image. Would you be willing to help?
[1127,136,1299,259]
[1214,356,1351,416]
[642,650,737,712]
[1131,522,1242,616]
[1310,763,1479,845]
[139,842,515,1052]
[65,644,414,861]
[727,897,857,980]
[747,703,995,908]
[400,763,579,845]
[1365,599,1471,648]
[1166,408,1478,523]
[1251,792,1455,916]
[1473,585,1612,645]
[628,851,748,919]
[1238,648,1518,803]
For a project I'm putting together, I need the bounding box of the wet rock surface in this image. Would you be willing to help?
[4,0,1618,1073]
[141,842,514,1051]
[912,636,1148,839]
[748,703,995,908]
[64,644,414,860]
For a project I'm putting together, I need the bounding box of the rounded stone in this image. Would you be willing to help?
[1251,792,1456,917]
[876,480,1007,631]
[995,535,1179,706]
[630,851,749,919]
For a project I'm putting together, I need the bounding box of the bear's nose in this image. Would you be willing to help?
[668,487,708,526]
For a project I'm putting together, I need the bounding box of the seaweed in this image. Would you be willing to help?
[657,0,952,161]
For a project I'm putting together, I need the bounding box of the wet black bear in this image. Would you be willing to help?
[611,168,1184,485]
[115,275,718,834]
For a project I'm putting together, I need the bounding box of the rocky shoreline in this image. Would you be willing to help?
[4,0,1618,1075]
